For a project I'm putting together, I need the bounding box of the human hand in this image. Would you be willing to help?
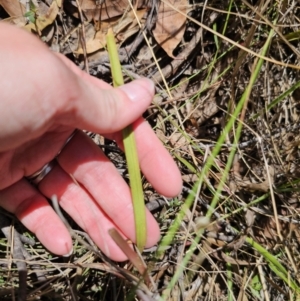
[0,23,182,261]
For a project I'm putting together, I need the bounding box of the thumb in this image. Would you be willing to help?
[62,75,155,134]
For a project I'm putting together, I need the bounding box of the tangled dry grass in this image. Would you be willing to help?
[1,0,300,300]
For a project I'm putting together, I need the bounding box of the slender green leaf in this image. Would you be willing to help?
[106,28,146,251]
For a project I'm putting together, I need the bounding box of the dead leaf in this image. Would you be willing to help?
[169,132,189,150]
[0,0,26,24]
[182,174,199,183]
[152,0,187,58]
[114,8,146,43]
[204,239,252,265]
[0,0,25,17]
[24,1,59,34]
[76,8,146,54]
[237,165,275,193]
[66,0,147,22]
[55,0,62,8]
[245,209,256,228]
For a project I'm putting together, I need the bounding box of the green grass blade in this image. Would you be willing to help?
[106,28,146,251]
[160,23,298,299]
[251,79,300,120]
[246,237,300,292]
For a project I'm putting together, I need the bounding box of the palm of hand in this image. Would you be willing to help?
[0,120,180,261]
[0,23,182,261]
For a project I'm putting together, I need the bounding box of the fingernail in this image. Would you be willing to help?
[62,247,73,257]
[119,78,155,102]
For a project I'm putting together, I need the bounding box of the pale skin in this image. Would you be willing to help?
[0,23,182,261]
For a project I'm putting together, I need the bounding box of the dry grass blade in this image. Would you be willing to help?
[108,228,151,286]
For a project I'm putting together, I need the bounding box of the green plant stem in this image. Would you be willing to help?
[106,28,146,251]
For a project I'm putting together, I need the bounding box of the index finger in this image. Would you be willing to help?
[106,118,182,198]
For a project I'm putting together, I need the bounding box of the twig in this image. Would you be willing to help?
[74,0,89,73]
